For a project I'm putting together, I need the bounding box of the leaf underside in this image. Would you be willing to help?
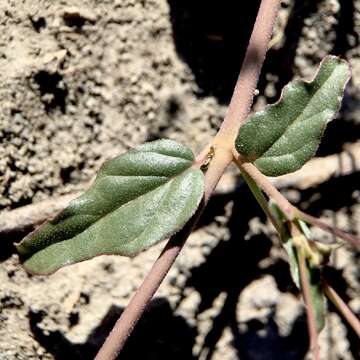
[308,266,326,332]
[269,201,300,287]
[269,202,326,331]
[16,139,204,275]
[235,56,350,176]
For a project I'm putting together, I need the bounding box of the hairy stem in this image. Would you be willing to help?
[95,1,280,358]
[322,277,360,338]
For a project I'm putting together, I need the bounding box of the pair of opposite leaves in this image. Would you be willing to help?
[17,56,350,274]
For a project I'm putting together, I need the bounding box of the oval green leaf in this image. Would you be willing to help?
[16,139,204,274]
[236,56,350,176]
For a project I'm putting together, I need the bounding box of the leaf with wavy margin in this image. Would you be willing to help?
[236,56,350,176]
[16,139,204,274]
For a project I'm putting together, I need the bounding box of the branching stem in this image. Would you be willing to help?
[95,149,232,360]
[95,1,280,358]
[236,158,360,248]
[296,210,360,248]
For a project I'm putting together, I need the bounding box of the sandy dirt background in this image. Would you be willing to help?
[0,0,359,359]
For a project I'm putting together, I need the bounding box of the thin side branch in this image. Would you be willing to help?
[296,210,360,248]
[294,227,321,360]
[236,159,360,248]
[322,277,360,338]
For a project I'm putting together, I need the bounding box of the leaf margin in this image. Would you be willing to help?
[16,139,205,275]
[235,55,351,177]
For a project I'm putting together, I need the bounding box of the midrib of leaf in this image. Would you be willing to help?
[81,178,172,253]
[122,174,192,253]
[19,152,193,256]
[128,181,173,246]
[94,174,177,247]
[90,175,168,215]
[98,151,192,177]
[92,164,192,221]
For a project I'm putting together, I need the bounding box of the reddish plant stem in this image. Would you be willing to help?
[298,253,321,360]
[322,277,360,338]
[237,160,360,248]
[296,210,360,248]
[294,225,321,360]
[95,1,280,359]
[95,149,232,360]
[216,0,280,143]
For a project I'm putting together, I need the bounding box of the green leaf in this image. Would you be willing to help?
[269,201,300,288]
[16,139,204,275]
[235,56,350,176]
[269,203,326,331]
[296,221,326,332]
[308,266,326,332]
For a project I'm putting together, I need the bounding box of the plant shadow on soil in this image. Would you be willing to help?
[167,0,360,156]
[167,0,261,103]
[174,185,309,360]
[167,0,358,104]
[27,169,359,359]
[29,299,197,360]
[181,173,360,360]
